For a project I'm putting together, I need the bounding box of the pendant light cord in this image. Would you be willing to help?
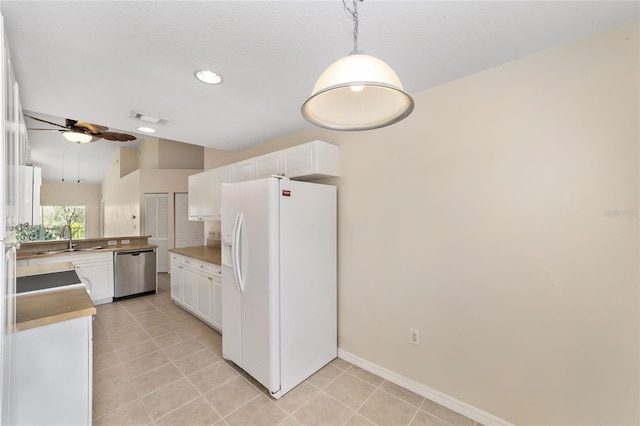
[343,0,363,54]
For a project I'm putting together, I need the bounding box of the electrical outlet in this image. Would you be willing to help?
[409,328,420,346]
[121,239,130,245]
[107,240,117,246]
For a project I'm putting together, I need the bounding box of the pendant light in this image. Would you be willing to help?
[301,0,414,131]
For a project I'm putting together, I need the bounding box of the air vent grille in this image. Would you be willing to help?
[130,111,169,125]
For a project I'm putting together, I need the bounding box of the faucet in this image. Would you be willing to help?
[60,225,73,250]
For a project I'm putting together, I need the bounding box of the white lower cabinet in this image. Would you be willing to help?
[170,256,183,302]
[195,272,213,324]
[25,252,114,305]
[182,266,197,311]
[10,315,92,425]
[213,275,222,330]
[74,259,113,304]
[170,253,221,331]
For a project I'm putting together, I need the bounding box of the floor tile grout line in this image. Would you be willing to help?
[96,278,450,426]
[113,286,184,423]
[134,314,226,422]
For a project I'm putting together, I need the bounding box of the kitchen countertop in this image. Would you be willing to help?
[16,285,96,332]
[15,262,95,332]
[169,246,222,265]
[17,262,74,277]
[17,244,158,261]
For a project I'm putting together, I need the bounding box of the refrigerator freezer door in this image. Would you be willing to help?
[222,184,242,365]
[278,179,337,394]
[221,178,281,394]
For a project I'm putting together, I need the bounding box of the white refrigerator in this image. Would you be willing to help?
[221,176,337,399]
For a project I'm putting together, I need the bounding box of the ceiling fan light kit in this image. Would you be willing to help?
[62,131,94,144]
[25,114,137,143]
[301,0,414,131]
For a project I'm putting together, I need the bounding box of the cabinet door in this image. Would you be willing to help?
[182,267,197,310]
[254,151,283,179]
[188,172,215,221]
[195,273,213,323]
[74,260,114,304]
[283,140,340,179]
[212,276,222,330]
[199,182,216,221]
[213,165,234,221]
[170,259,183,303]
[234,159,255,183]
[11,316,92,425]
[187,175,202,220]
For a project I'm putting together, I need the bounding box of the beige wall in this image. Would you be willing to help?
[159,139,204,170]
[102,168,140,237]
[102,139,204,240]
[204,21,639,425]
[40,181,101,238]
[119,147,138,178]
[139,169,203,250]
[137,138,160,170]
[137,138,204,171]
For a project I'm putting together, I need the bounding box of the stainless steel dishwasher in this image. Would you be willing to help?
[114,248,157,300]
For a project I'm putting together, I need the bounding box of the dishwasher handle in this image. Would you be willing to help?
[115,249,155,256]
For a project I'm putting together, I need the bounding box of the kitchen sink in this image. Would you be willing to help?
[34,246,104,255]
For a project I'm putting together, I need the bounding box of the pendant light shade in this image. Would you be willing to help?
[301,0,414,131]
[301,53,414,131]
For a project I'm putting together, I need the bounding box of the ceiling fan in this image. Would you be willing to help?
[25,114,137,143]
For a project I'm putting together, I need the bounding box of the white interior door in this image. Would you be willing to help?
[145,193,169,273]
[174,193,204,248]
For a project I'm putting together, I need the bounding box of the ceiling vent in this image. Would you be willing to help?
[130,111,169,125]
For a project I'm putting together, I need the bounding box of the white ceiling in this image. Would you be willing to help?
[1,1,638,184]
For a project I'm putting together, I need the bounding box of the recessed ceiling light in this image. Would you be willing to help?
[137,126,157,133]
[195,70,223,85]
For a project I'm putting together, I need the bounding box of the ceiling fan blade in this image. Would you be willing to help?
[24,114,67,129]
[100,132,137,142]
[26,128,65,131]
[76,121,109,134]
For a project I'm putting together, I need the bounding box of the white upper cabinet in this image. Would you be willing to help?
[188,170,216,221]
[17,165,41,226]
[233,159,255,183]
[254,151,284,179]
[213,165,234,221]
[283,140,340,179]
[188,141,339,222]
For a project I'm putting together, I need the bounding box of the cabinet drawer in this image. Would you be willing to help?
[184,257,219,275]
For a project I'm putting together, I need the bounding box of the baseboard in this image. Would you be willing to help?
[337,349,513,426]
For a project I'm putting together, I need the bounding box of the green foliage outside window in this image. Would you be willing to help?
[18,205,86,242]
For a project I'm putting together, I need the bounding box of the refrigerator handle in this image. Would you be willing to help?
[232,211,245,292]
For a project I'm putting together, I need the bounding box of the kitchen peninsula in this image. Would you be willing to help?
[12,262,96,425]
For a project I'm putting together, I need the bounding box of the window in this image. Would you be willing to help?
[18,205,87,242]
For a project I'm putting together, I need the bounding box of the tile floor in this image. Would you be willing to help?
[92,274,481,426]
